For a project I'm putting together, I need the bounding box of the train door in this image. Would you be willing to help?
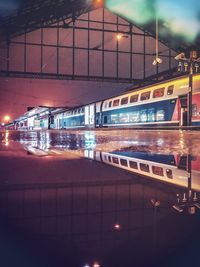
[179,95,187,126]
[85,104,95,127]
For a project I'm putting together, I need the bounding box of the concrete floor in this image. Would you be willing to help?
[0,129,200,267]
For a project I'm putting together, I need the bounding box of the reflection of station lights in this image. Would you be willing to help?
[178,61,200,73]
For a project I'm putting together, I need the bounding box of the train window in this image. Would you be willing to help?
[109,101,112,108]
[129,161,138,169]
[112,157,119,164]
[104,102,108,108]
[129,112,140,122]
[111,114,119,124]
[152,166,164,176]
[140,163,150,172]
[108,156,112,162]
[192,104,197,116]
[147,108,155,122]
[153,88,165,98]
[113,99,120,107]
[167,85,174,95]
[166,169,173,179]
[120,158,128,167]
[130,94,138,103]
[140,109,147,122]
[119,113,129,123]
[140,91,150,101]
[156,110,165,121]
[121,97,129,105]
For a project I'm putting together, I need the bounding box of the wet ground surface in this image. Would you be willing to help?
[0,129,200,267]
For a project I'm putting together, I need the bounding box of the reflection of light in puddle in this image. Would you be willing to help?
[5,131,9,146]
[114,223,121,230]
[157,138,164,146]
[84,131,96,149]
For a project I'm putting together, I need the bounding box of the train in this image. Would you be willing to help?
[54,73,200,129]
[9,73,200,130]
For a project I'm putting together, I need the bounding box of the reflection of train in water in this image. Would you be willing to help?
[84,150,200,191]
[56,74,200,129]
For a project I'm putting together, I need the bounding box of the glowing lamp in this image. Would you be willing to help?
[4,115,10,122]
[116,34,122,40]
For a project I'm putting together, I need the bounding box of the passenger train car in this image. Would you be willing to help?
[84,150,200,191]
[56,74,200,129]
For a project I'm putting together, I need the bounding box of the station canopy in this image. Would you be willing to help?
[0,0,199,54]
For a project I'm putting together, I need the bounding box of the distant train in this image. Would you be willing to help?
[54,74,200,129]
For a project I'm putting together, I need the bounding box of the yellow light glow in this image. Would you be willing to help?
[93,0,103,8]
[116,34,122,40]
[5,131,9,146]
[4,115,10,122]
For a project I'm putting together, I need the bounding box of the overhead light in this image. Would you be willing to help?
[116,34,122,40]
[174,53,188,61]
[152,57,163,65]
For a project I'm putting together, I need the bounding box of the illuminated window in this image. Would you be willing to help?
[167,85,174,95]
[129,161,138,169]
[129,112,140,122]
[113,99,120,107]
[147,108,155,122]
[153,88,165,98]
[140,109,147,122]
[109,101,112,107]
[192,104,197,117]
[140,163,150,172]
[120,158,128,166]
[121,97,129,105]
[140,91,150,101]
[130,94,138,103]
[152,166,164,176]
[119,113,129,123]
[112,157,119,164]
[156,110,165,121]
[111,114,119,124]
[166,169,173,179]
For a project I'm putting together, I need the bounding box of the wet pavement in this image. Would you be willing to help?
[0,129,200,267]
